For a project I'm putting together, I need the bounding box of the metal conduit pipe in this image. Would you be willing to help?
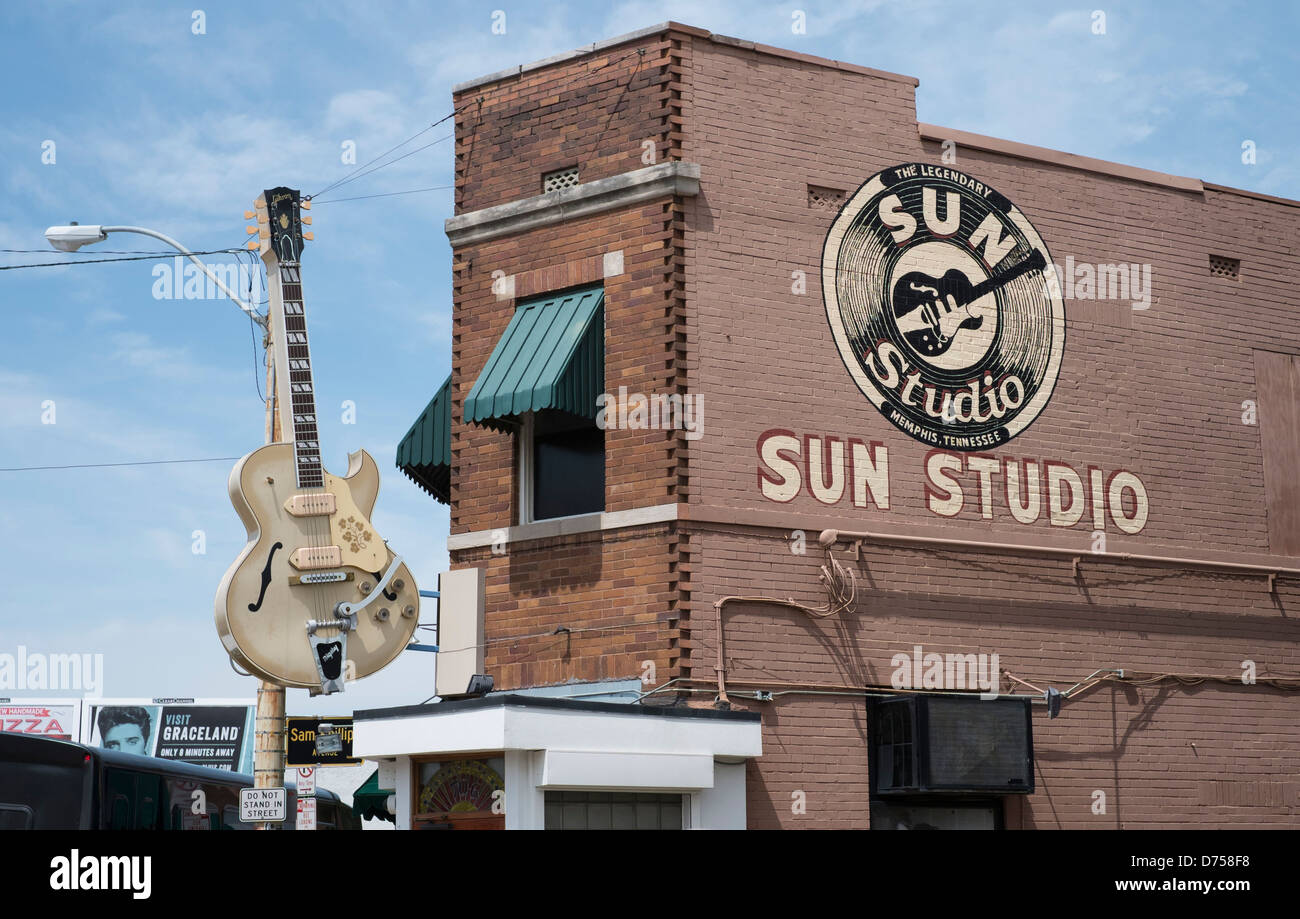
[713,596,825,706]
[817,528,1300,590]
[709,529,1300,713]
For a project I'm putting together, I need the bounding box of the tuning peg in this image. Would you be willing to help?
[244,210,255,220]
[300,199,311,210]
[301,216,312,225]
[303,232,314,241]
[246,241,259,250]
[246,225,257,235]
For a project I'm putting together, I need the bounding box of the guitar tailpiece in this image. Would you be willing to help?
[307,630,348,695]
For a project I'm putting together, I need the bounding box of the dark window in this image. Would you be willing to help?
[543,791,683,830]
[532,410,604,521]
[870,798,1002,830]
[103,768,164,830]
[0,804,34,830]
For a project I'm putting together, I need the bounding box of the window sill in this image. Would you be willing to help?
[446,503,679,551]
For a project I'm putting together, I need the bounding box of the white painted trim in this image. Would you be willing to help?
[356,703,760,830]
[518,411,535,525]
[394,756,413,831]
[445,162,701,247]
[354,703,761,760]
[447,502,679,551]
[541,750,715,790]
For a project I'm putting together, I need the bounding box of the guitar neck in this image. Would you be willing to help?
[270,260,323,489]
[963,250,1046,306]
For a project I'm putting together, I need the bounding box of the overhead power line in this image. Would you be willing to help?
[308,107,465,201]
[0,456,242,472]
[0,248,246,271]
[311,184,454,204]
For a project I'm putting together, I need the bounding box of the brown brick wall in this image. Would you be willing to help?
[454,525,677,689]
[445,28,693,692]
[449,205,679,532]
[454,35,678,213]
[691,522,1300,828]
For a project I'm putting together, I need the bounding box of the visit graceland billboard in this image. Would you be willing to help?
[81,698,255,773]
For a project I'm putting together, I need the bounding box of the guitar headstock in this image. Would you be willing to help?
[245,186,313,264]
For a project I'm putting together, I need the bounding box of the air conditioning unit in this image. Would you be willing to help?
[872,695,1033,795]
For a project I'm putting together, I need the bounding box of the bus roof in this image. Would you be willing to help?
[0,733,342,801]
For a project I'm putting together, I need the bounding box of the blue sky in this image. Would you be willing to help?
[1,0,1295,713]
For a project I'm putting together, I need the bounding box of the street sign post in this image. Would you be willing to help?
[239,787,287,824]
[296,795,317,831]
[286,716,360,766]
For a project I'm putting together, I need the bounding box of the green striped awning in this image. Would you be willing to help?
[352,768,395,824]
[464,285,604,431]
[396,373,452,504]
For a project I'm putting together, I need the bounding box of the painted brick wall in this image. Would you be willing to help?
[440,24,1300,827]
[674,36,1300,828]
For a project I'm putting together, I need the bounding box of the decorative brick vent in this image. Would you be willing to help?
[543,166,580,193]
[1209,254,1240,279]
[807,184,846,209]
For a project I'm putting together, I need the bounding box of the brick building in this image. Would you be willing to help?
[355,22,1300,829]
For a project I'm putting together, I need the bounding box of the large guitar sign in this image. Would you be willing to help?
[214,188,419,693]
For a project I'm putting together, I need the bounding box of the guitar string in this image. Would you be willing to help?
[279,256,328,647]
[291,259,330,637]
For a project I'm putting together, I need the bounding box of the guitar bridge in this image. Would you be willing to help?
[290,570,352,586]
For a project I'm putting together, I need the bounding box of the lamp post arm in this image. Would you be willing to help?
[102,225,265,327]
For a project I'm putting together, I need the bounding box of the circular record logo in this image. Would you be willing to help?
[822,163,1064,451]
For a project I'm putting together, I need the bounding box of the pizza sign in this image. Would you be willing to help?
[822,163,1064,450]
[0,704,79,741]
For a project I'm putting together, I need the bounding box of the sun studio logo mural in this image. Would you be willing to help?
[822,163,1064,451]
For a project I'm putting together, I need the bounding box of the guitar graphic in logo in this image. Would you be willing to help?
[892,250,1047,357]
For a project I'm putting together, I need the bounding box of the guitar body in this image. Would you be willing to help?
[214,443,420,689]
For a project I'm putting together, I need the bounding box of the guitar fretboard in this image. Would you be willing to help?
[274,262,323,488]
[961,250,1047,307]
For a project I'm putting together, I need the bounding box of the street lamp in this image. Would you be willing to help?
[44,222,265,327]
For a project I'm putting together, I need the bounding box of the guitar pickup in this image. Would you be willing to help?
[284,492,337,517]
[290,570,353,586]
[289,546,342,570]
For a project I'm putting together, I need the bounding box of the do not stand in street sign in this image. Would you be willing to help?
[239,787,286,823]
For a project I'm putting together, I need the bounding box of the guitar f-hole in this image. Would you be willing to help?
[248,541,284,611]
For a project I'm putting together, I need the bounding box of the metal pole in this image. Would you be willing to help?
[100,226,263,325]
[253,317,286,828]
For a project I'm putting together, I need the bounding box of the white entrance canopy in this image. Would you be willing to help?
[354,694,762,829]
